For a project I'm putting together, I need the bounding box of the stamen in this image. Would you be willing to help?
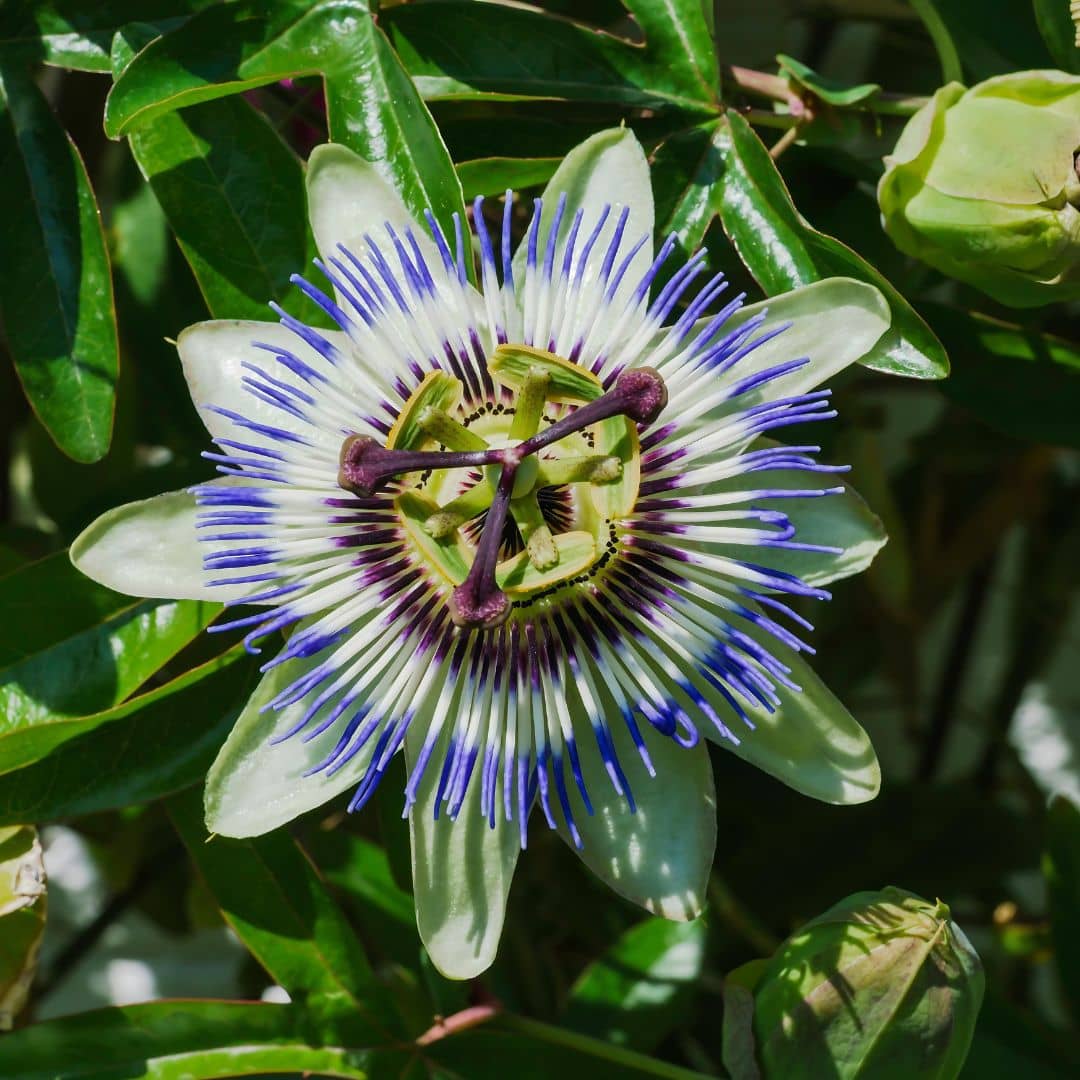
[424,483,493,538]
[535,455,622,486]
[418,407,487,451]
[510,494,558,571]
[509,366,551,440]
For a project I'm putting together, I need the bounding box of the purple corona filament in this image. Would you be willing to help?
[190,190,851,847]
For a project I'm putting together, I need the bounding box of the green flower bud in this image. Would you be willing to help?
[878,71,1080,307]
[752,887,983,1079]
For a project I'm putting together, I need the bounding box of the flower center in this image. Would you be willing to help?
[338,345,667,630]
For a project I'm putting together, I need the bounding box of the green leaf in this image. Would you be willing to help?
[0,647,256,826]
[651,122,726,268]
[0,552,220,774]
[104,1,469,260]
[126,96,316,323]
[621,0,719,104]
[1034,0,1080,72]
[0,825,45,1031]
[168,787,397,1035]
[304,829,418,968]
[0,1,211,72]
[457,157,560,200]
[1045,793,1080,1022]
[927,304,1080,448]
[563,917,706,1053]
[776,53,880,107]
[0,1000,389,1079]
[383,0,718,111]
[0,60,118,463]
[715,110,949,380]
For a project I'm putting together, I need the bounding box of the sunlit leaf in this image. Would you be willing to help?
[563,917,706,1052]
[0,554,220,774]
[0,647,256,825]
[168,787,397,1035]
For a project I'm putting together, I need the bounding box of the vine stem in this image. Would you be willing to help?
[728,65,930,118]
[493,1013,725,1079]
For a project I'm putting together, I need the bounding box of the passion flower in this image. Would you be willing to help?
[72,129,888,977]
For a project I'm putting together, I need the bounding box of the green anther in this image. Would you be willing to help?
[423,482,494,538]
[489,343,602,403]
[387,371,462,450]
[510,494,558,571]
[526,526,558,571]
[509,366,551,441]
[496,531,597,595]
[535,454,623,486]
[417,407,488,451]
[397,490,470,586]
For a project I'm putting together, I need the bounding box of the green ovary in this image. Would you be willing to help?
[389,350,641,604]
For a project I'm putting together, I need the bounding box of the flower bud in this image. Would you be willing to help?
[752,887,983,1079]
[878,71,1080,307]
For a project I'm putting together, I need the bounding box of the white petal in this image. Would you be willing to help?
[703,456,887,587]
[561,723,715,921]
[685,278,890,405]
[306,143,436,266]
[514,127,655,291]
[204,648,381,837]
[177,319,347,442]
[697,630,880,805]
[406,725,521,979]
[70,485,250,603]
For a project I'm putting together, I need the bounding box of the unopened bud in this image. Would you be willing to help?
[879,71,1080,307]
[753,887,983,1079]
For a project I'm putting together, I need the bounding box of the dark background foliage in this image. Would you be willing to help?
[0,1,1077,1077]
